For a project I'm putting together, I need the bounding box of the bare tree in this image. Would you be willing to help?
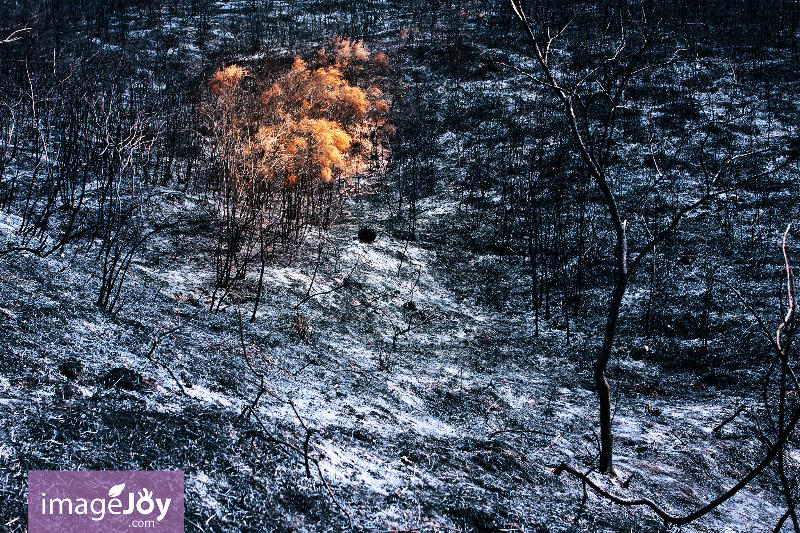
[509,0,794,473]
[555,225,799,531]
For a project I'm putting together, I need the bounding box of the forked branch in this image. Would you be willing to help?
[556,396,800,527]
[556,226,798,529]
[234,308,352,525]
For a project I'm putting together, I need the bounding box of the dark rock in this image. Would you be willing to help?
[358,227,377,243]
[630,345,651,361]
[101,368,153,391]
[58,358,83,380]
[445,506,500,532]
[352,428,374,443]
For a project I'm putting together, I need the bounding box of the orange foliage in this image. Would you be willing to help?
[207,41,389,188]
[201,39,392,287]
[260,58,371,128]
[372,52,390,68]
[333,37,369,66]
[208,64,248,94]
[204,39,391,230]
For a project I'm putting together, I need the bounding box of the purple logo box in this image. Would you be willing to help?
[29,471,184,533]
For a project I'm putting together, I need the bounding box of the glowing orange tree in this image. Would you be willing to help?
[202,40,391,313]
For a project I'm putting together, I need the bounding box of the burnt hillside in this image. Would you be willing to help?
[1,1,799,532]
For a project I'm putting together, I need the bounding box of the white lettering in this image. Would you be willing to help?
[155,498,171,521]
[136,488,154,515]
[124,492,135,514]
[108,498,122,514]
[49,498,72,515]
[90,498,106,521]
[75,498,88,514]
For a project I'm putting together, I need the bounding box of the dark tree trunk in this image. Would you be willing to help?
[596,252,627,473]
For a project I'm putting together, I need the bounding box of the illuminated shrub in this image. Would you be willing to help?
[201,40,391,310]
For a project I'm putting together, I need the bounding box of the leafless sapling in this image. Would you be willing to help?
[509,0,794,473]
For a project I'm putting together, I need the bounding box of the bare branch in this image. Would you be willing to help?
[557,401,800,526]
[712,404,749,433]
[0,27,31,44]
[144,312,201,397]
[777,224,795,354]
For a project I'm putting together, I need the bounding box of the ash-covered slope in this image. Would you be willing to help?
[0,190,786,532]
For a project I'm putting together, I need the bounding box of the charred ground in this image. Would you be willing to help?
[1,1,800,532]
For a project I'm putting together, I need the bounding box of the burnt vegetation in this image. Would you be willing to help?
[1,0,800,532]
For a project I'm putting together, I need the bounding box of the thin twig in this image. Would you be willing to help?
[235,309,352,526]
[555,395,800,526]
[574,466,596,523]
[488,428,557,439]
[144,311,200,396]
[294,256,361,312]
[244,426,351,526]
[0,27,31,43]
[712,404,748,433]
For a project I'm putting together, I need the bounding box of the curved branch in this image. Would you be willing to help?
[556,382,800,527]
[777,224,795,354]
[554,463,676,522]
